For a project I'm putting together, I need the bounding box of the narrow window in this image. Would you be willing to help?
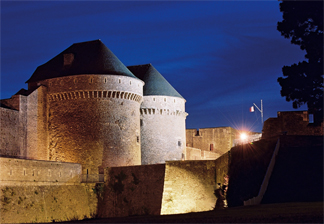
[119,79,121,83]
[90,78,93,83]
[309,114,314,123]
[164,98,166,102]
[59,172,62,177]
[137,136,140,143]
[104,78,107,83]
[210,144,214,151]
[23,169,26,176]
[178,140,182,147]
[140,119,143,126]
[130,81,132,85]
[153,98,156,101]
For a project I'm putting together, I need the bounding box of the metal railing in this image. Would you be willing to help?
[81,174,104,183]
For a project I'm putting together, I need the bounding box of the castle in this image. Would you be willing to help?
[0,40,188,174]
[1,40,322,223]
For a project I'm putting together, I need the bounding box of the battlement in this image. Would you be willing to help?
[140,108,187,117]
[49,90,142,103]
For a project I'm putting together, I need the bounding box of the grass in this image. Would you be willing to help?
[46,201,323,223]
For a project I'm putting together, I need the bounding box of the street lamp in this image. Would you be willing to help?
[240,133,247,143]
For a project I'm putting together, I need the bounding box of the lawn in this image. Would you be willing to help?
[55,201,323,223]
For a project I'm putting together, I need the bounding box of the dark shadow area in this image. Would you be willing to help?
[227,137,277,207]
[262,136,323,204]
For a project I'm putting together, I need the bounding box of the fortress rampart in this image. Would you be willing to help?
[186,127,239,155]
[262,111,323,139]
[0,157,81,185]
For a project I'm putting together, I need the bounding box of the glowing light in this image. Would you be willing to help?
[240,133,247,141]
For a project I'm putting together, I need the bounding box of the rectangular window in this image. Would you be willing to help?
[309,114,314,123]
[137,136,140,143]
[178,140,182,147]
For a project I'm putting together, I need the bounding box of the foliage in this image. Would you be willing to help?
[92,183,105,199]
[277,0,323,123]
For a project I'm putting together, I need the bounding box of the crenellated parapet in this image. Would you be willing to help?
[140,107,187,117]
[49,90,142,103]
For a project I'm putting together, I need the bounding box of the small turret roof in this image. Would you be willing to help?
[128,64,183,99]
[26,40,136,83]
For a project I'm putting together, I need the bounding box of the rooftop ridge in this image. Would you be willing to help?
[26,40,137,83]
[127,64,184,99]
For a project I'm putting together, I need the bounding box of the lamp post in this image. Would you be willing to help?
[252,99,263,124]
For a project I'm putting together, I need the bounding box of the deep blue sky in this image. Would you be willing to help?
[1,1,307,132]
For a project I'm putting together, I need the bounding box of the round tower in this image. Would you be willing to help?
[26,40,144,174]
[128,64,188,164]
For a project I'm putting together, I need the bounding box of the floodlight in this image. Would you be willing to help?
[240,133,247,141]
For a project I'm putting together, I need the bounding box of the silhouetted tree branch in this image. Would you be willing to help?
[277,0,323,123]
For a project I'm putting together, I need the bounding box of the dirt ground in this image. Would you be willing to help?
[50,201,323,223]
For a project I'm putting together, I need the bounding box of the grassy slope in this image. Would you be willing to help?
[54,201,323,223]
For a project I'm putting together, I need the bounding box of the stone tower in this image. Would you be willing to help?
[26,40,144,174]
[128,64,188,164]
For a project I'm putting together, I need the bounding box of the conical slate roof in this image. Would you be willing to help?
[128,64,183,99]
[26,40,136,83]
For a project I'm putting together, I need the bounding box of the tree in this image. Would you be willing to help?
[277,0,323,123]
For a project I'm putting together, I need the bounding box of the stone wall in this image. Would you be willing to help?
[262,111,323,139]
[185,147,220,160]
[186,127,239,155]
[0,184,97,223]
[26,86,49,161]
[140,95,187,164]
[0,94,27,158]
[161,160,217,214]
[98,164,166,218]
[0,107,20,157]
[41,75,143,174]
[98,160,220,218]
[0,157,81,185]
[215,151,230,185]
[0,157,97,223]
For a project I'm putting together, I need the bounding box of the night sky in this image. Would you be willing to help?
[1,1,307,132]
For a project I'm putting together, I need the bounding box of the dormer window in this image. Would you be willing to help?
[63,53,74,67]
